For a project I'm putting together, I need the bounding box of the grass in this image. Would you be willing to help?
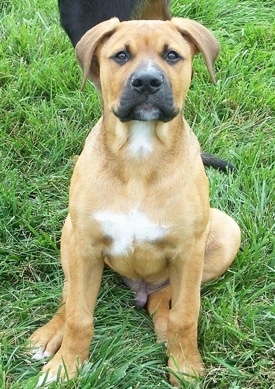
[0,0,274,387]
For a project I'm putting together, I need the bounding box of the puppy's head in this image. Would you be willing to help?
[76,18,219,123]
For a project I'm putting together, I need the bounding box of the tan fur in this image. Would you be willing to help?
[29,18,240,386]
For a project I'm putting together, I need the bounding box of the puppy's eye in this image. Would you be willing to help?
[165,50,181,63]
[113,51,130,64]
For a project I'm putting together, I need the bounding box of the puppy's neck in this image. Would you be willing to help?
[126,121,155,158]
[101,114,186,182]
[103,115,184,152]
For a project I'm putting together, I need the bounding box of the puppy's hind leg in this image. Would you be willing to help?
[147,285,171,343]
[202,208,241,283]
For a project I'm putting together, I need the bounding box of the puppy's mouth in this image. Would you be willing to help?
[114,98,179,123]
[128,103,163,122]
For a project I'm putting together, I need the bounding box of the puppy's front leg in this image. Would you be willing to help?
[38,228,104,385]
[167,242,205,385]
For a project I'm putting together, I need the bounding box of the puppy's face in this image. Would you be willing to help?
[76,18,219,123]
[98,21,194,122]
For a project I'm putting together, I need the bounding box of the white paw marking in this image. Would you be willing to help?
[94,208,168,256]
[128,121,154,157]
[36,372,56,387]
[32,347,52,361]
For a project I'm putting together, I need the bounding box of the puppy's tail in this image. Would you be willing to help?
[201,152,235,173]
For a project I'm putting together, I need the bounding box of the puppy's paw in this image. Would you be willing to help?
[29,324,64,361]
[168,351,204,386]
[31,346,52,361]
[36,371,56,387]
[36,352,80,387]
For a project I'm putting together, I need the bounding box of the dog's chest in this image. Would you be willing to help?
[94,208,167,256]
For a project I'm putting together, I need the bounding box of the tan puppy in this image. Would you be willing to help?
[30,18,241,386]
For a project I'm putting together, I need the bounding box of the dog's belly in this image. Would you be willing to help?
[93,208,169,279]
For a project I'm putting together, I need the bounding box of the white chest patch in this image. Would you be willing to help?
[94,209,167,256]
[128,121,154,157]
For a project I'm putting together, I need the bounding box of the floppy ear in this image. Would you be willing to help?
[171,18,220,84]
[75,18,120,90]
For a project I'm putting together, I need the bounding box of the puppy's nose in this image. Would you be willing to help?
[131,69,163,94]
